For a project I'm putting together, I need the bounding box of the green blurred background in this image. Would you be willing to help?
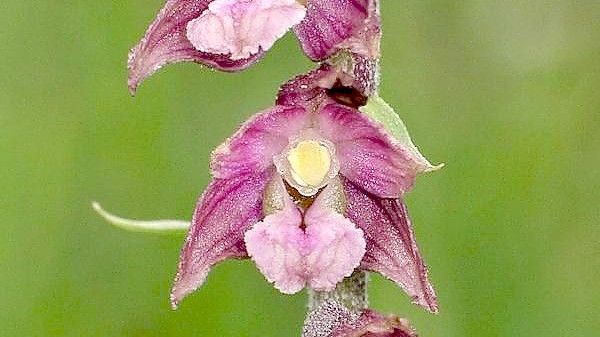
[1,1,599,336]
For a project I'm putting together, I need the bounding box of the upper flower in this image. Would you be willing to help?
[127,0,380,93]
[170,65,439,313]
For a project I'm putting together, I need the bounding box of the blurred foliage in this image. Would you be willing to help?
[1,1,599,336]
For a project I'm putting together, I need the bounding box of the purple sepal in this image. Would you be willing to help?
[127,0,264,94]
[170,170,271,308]
[294,0,370,61]
[342,178,439,313]
[210,105,310,179]
[319,103,423,198]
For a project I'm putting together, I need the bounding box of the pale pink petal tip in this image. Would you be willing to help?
[186,0,307,60]
[245,183,366,294]
[304,193,366,291]
[244,196,306,294]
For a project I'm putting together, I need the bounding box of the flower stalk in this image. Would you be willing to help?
[308,270,368,314]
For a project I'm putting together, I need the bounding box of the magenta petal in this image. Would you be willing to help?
[318,103,423,198]
[127,0,265,94]
[211,105,310,179]
[342,178,439,313]
[294,0,369,60]
[170,170,271,308]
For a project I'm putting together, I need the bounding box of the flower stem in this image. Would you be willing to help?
[307,271,369,314]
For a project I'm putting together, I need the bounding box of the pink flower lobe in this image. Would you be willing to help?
[186,0,307,60]
[244,179,365,293]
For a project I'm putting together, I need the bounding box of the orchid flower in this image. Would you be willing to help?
[127,0,380,93]
[169,64,441,313]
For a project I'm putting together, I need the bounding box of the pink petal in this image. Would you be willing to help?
[170,170,271,308]
[304,182,366,291]
[186,0,306,60]
[245,178,365,293]
[127,0,265,94]
[342,177,438,313]
[294,0,370,60]
[244,181,306,294]
[318,103,423,198]
[211,105,310,179]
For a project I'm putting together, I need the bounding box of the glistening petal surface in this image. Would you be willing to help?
[127,0,264,94]
[343,178,438,313]
[318,103,423,198]
[294,0,369,60]
[170,170,271,308]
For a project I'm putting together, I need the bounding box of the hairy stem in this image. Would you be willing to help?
[308,271,369,314]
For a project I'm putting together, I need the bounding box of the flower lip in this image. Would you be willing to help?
[274,128,340,197]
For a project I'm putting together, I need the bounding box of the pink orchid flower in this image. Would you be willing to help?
[170,65,439,314]
[128,0,379,93]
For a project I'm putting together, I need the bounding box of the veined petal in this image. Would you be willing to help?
[170,170,272,308]
[342,178,438,313]
[211,105,310,179]
[187,0,306,60]
[128,0,265,94]
[294,0,370,60]
[318,103,423,198]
